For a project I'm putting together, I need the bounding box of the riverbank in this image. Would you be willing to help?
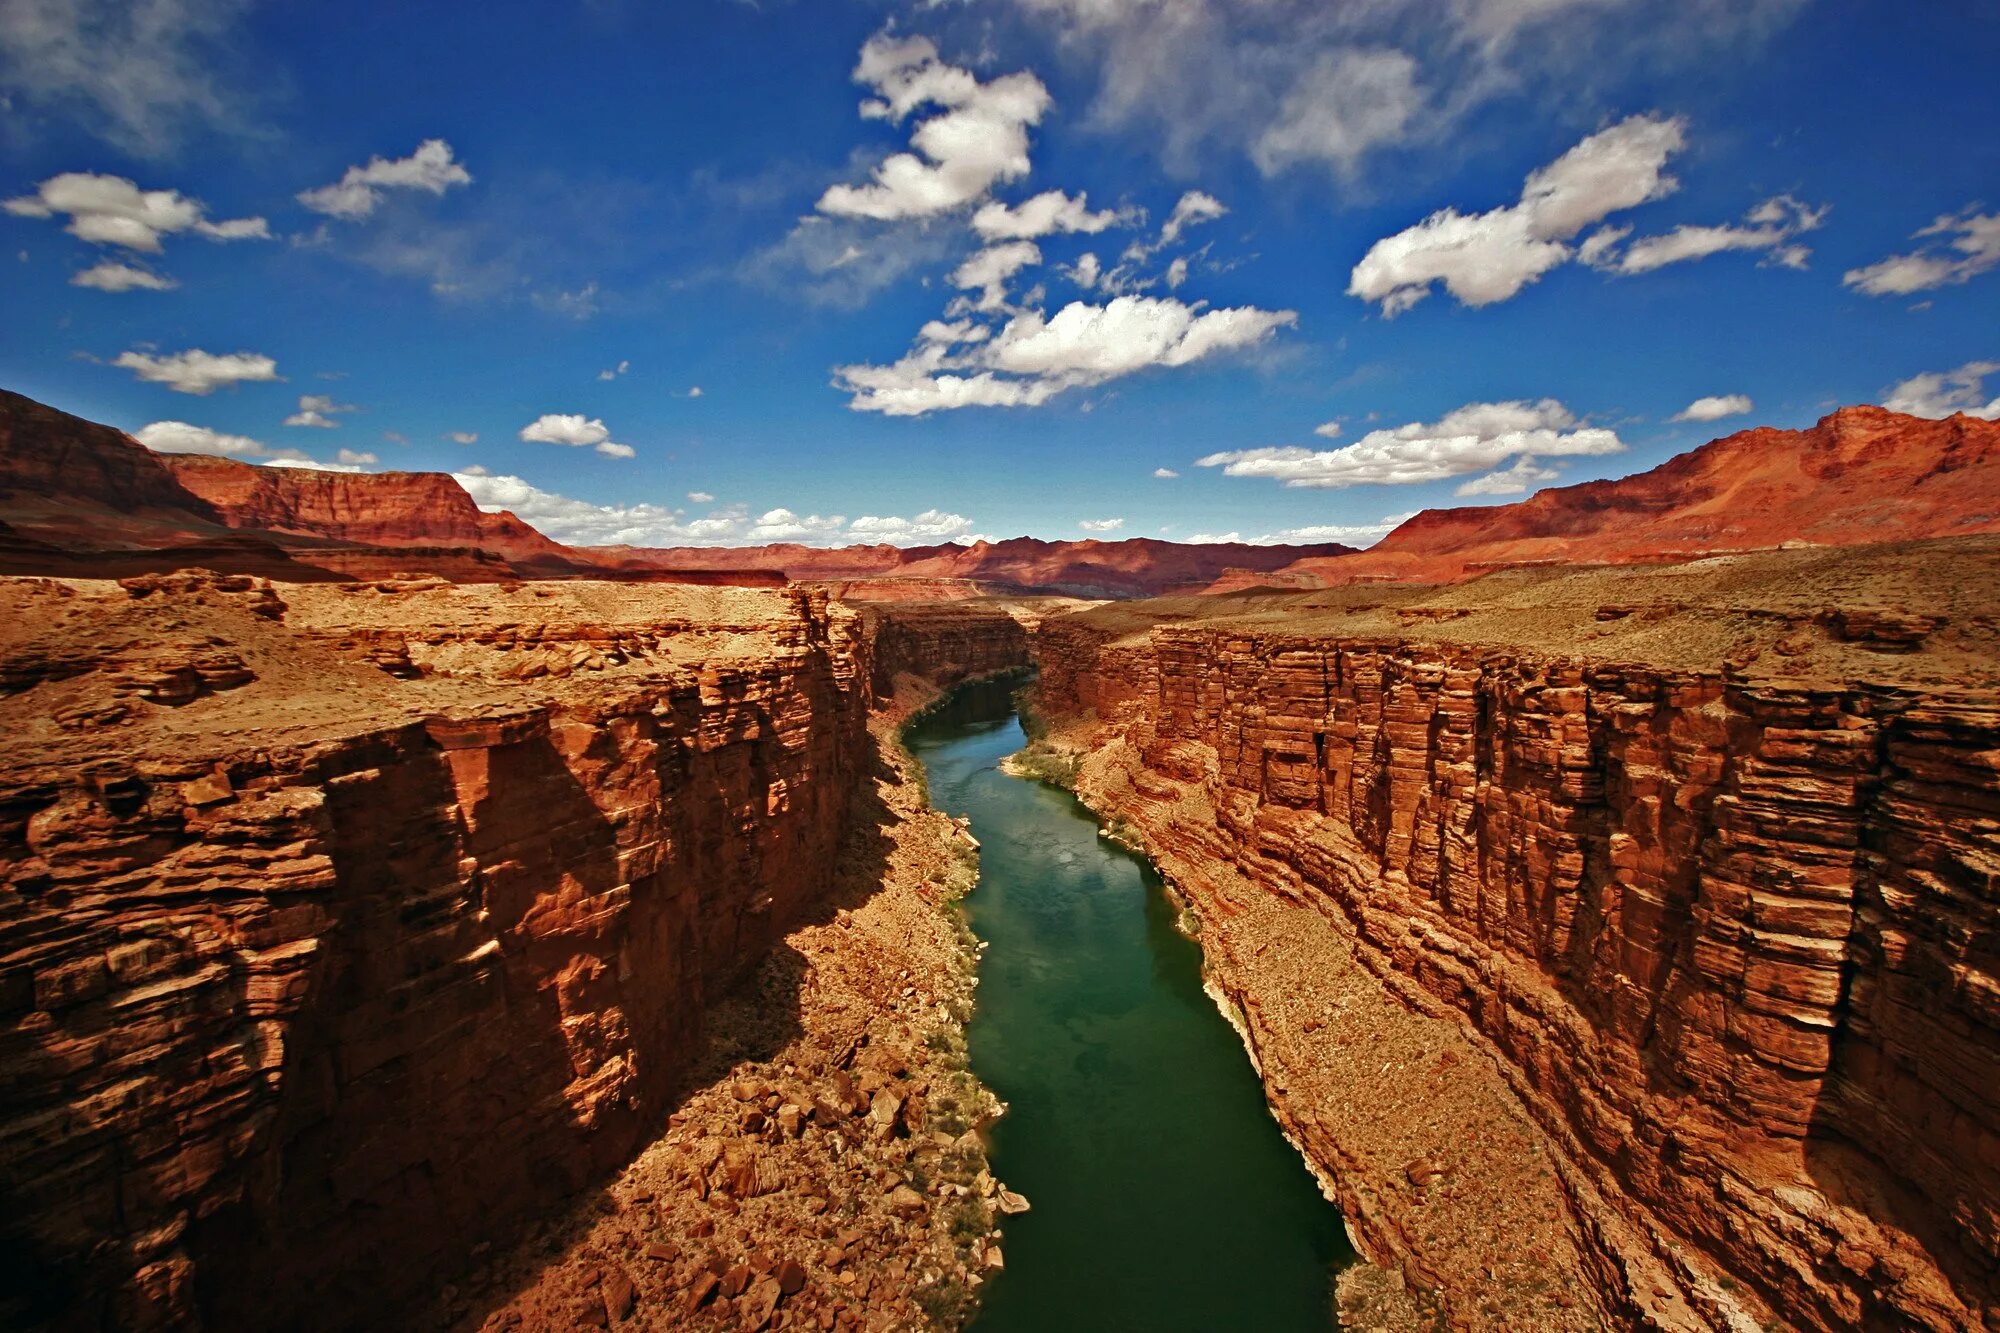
[448,683,1011,1331]
[917,677,1353,1332]
[1005,719,1591,1333]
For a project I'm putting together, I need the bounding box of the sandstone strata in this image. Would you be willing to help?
[1026,539,2000,1330]
[0,574,1027,1330]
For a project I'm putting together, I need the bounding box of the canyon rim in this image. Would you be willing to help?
[4,5,2000,1331]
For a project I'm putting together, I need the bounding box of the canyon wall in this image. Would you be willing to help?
[863,602,1032,699]
[1029,607,2000,1330]
[1,580,1032,1330]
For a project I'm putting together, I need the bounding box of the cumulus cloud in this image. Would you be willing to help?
[1882,361,2000,420]
[1198,398,1622,488]
[335,447,377,466]
[284,393,356,428]
[598,359,630,381]
[298,139,472,220]
[1672,393,1753,422]
[1844,210,2000,297]
[1587,194,1824,274]
[1313,420,1342,438]
[71,259,176,291]
[447,430,478,444]
[687,490,715,503]
[519,412,635,458]
[1153,467,1179,478]
[113,348,280,395]
[3,171,268,252]
[1455,455,1559,495]
[836,293,1296,416]
[1348,114,1685,314]
[451,470,981,549]
[816,34,1051,222]
[972,189,1131,240]
[951,240,1042,311]
[134,419,307,462]
[847,509,978,544]
[1078,517,1125,531]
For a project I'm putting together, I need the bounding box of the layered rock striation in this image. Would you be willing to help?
[1028,544,2000,1330]
[0,576,980,1329]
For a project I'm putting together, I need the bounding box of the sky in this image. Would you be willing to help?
[1,0,1996,550]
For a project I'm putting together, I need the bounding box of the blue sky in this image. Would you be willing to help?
[2,0,1996,548]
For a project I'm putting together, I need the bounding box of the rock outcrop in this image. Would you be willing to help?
[160,454,580,568]
[600,535,1358,598]
[1221,406,2000,591]
[1026,542,2000,1330]
[0,577,891,1329]
[863,602,1032,699]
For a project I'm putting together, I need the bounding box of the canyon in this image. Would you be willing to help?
[1024,539,2000,1330]
[4,386,2000,1332]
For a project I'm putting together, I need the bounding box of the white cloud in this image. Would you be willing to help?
[1003,0,1801,183]
[687,490,715,503]
[598,359,631,381]
[836,294,1296,416]
[1348,114,1685,314]
[284,392,356,428]
[519,412,635,458]
[3,171,268,252]
[447,430,478,444]
[1067,252,1102,289]
[688,386,704,398]
[972,189,1131,240]
[1186,513,1417,547]
[1844,210,2000,297]
[451,471,979,549]
[847,509,978,544]
[1078,517,1125,531]
[1198,398,1622,488]
[1672,393,1753,422]
[113,348,280,395]
[298,139,472,220]
[1455,455,1559,495]
[335,448,377,466]
[1882,361,2000,420]
[1588,194,1824,274]
[1153,466,1179,478]
[134,419,307,462]
[951,240,1042,311]
[1313,419,1342,438]
[71,259,176,291]
[1251,47,1422,177]
[817,34,1051,222]
[1124,190,1228,264]
[0,0,254,155]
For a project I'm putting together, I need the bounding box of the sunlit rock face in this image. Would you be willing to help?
[1029,592,2000,1331]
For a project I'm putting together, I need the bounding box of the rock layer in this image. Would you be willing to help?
[0,578,1027,1330]
[1027,562,2000,1330]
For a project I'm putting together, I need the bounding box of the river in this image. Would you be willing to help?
[904,675,1354,1332]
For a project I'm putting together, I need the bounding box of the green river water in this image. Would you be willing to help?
[904,676,1354,1332]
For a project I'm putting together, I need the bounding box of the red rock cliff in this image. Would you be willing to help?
[160,453,579,566]
[0,579,877,1330]
[1027,558,2000,1330]
[1234,406,2000,589]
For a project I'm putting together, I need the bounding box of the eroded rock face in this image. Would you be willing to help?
[1222,406,2000,591]
[0,581,883,1330]
[1030,613,2000,1330]
[863,603,1031,698]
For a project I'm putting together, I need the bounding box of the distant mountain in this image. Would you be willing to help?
[1210,406,2000,591]
[160,453,578,568]
[0,388,1350,595]
[597,535,1357,598]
